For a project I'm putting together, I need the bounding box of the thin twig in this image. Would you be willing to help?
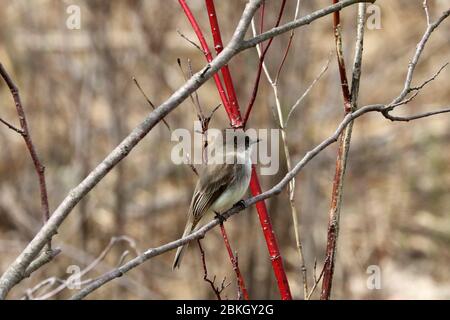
[285,54,332,127]
[219,224,249,300]
[35,236,137,300]
[274,0,301,84]
[0,63,52,255]
[177,29,205,54]
[243,0,287,127]
[0,117,24,134]
[132,77,171,131]
[307,262,326,300]
[197,240,229,300]
[383,107,450,122]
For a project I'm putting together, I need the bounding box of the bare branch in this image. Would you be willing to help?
[35,236,136,300]
[133,77,171,131]
[197,240,229,300]
[383,107,450,122]
[285,55,331,127]
[242,0,376,51]
[390,7,450,106]
[23,248,62,279]
[0,117,24,134]
[177,29,205,54]
[423,0,431,27]
[307,262,326,300]
[410,62,448,91]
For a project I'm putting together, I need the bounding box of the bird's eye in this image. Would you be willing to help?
[245,136,250,147]
[234,136,238,146]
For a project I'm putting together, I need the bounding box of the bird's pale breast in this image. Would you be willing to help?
[210,154,252,213]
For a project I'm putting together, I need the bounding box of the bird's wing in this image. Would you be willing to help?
[189,163,236,224]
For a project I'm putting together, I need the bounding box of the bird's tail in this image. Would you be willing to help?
[172,219,195,270]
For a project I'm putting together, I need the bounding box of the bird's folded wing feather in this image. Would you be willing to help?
[190,163,236,223]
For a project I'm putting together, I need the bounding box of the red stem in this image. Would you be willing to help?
[178,0,241,127]
[249,166,292,300]
[205,0,241,123]
[243,0,287,127]
[219,224,249,300]
[332,1,351,112]
[179,0,292,300]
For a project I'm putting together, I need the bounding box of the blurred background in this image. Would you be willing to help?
[0,0,449,299]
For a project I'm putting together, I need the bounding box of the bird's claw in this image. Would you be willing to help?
[235,200,246,210]
[214,211,227,224]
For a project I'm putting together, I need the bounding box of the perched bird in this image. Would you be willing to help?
[172,129,258,269]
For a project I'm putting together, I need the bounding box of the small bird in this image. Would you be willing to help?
[172,129,258,269]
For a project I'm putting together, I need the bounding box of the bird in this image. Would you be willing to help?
[172,129,259,269]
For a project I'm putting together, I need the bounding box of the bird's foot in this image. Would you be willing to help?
[234,200,246,211]
[214,211,227,224]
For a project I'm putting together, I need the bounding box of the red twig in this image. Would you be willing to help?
[274,0,300,84]
[242,0,287,127]
[179,0,292,300]
[321,1,352,300]
[0,63,51,250]
[178,0,243,127]
[249,166,292,299]
[332,2,351,112]
[205,0,241,119]
[219,224,249,300]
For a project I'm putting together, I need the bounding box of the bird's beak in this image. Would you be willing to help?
[251,138,261,145]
